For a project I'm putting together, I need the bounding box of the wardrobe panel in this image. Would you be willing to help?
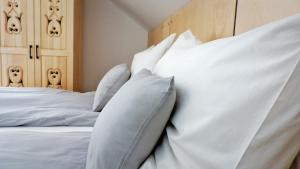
[1,54,29,87]
[0,0,81,90]
[40,0,67,50]
[0,0,30,47]
[34,0,75,90]
[41,56,67,89]
[0,0,35,87]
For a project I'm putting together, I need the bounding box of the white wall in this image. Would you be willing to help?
[112,0,190,29]
[82,0,148,91]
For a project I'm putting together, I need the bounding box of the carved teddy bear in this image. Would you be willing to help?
[45,14,63,37]
[4,1,23,34]
[7,66,23,87]
[47,68,62,89]
[45,0,63,37]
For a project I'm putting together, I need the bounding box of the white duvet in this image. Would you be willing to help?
[0,127,92,169]
[0,88,99,126]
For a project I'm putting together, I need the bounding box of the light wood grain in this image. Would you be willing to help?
[0,0,82,91]
[235,0,300,34]
[0,0,29,48]
[1,54,29,87]
[41,56,67,89]
[148,19,171,46]
[73,0,83,91]
[150,0,300,44]
[148,0,237,46]
[35,0,69,89]
[0,0,35,87]
[170,0,237,42]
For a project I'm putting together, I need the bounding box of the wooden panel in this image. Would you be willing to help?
[40,0,67,50]
[41,56,67,89]
[34,0,68,74]
[72,0,83,91]
[0,0,81,90]
[1,54,28,87]
[170,0,236,42]
[0,0,29,47]
[148,19,171,46]
[235,0,300,34]
[34,0,77,90]
[148,0,237,46]
[0,0,35,87]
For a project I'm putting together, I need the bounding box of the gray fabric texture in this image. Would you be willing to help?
[93,64,130,112]
[0,127,91,169]
[0,88,98,126]
[86,69,176,169]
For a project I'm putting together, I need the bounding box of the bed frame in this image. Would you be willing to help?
[148,0,300,46]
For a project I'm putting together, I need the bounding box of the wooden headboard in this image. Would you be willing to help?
[148,0,300,46]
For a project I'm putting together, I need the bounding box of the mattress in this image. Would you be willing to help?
[0,127,93,169]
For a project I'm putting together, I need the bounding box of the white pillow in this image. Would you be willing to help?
[153,30,202,71]
[141,14,300,169]
[165,30,202,53]
[131,34,176,75]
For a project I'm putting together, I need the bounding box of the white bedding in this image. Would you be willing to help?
[0,127,93,169]
[0,88,99,126]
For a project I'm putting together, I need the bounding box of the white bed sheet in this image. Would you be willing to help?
[0,127,93,169]
[0,87,99,126]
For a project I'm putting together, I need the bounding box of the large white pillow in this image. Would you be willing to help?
[141,14,300,169]
[131,34,176,75]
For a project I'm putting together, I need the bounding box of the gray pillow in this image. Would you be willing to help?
[92,64,130,112]
[86,69,176,169]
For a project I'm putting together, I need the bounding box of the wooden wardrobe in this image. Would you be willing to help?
[0,0,82,91]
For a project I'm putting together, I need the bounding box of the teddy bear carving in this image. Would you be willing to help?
[4,0,23,34]
[45,0,63,37]
[46,15,62,37]
[47,68,62,89]
[7,66,23,87]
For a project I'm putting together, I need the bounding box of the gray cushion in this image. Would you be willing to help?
[92,64,130,112]
[86,69,176,169]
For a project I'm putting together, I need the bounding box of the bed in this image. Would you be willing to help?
[0,127,92,169]
[0,88,96,169]
[0,87,98,127]
[0,0,300,169]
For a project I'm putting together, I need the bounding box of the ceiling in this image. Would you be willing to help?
[111,0,190,30]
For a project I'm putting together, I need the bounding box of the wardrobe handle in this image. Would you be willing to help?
[36,45,39,59]
[29,45,33,59]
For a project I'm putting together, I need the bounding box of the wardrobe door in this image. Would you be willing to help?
[34,0,73,90]
[0,0,35,87]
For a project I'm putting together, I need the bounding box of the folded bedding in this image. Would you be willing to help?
[0,88,98,126]
[0,127,92,169]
